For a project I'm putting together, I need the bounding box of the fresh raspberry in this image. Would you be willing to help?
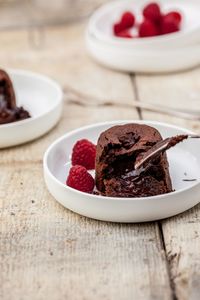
[164,11,182,26]
[116,29,132,38]
[113,11,135,36]
[121,11,135,28]
[113,22,125,35]
[66,165,95,193]
[139,19,159,37]
[72,139,96,170]
[161,17,180,35]
[143,2,162,23]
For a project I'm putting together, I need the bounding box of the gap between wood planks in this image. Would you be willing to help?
[34,25,176,288]
[130,74,177,300]
[25,25,176,299]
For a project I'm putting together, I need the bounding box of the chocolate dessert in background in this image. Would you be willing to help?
[95,124,173,197]
[0,69,30,125]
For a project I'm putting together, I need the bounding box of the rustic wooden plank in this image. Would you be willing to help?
[0,164,172,300]
[0,0,108,29]
[0,23,135,105]
[135,69,200,299]
[162,205,200,300]
[133,69,200,131]
[0,22,173,299]
[32,23,136,105]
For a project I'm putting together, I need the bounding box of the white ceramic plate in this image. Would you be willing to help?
[86,0,200,73]
[43,120,200,223]
[87,33,200,73]
[0,69,63,148]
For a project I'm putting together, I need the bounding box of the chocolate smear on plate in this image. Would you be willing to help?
[0,69,31,125]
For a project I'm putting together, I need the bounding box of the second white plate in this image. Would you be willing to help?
[0,69,63,148]
[44,120,200,223]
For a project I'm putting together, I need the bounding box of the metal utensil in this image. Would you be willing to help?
[65,86,200,121]
[132,102,200,121]
[135,134,200,173]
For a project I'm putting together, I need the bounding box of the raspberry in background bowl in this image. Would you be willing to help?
[113,2,183,39]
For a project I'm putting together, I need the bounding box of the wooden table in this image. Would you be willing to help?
[0,21,200,300]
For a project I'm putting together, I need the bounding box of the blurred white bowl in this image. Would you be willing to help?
[44,120,200,223]
[87,31,200,73]
[0,69,63,148]
[88,0,200,49]
[86,0,200,72]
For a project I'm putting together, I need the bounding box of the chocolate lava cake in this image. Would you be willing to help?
[95,124,173,197]
[0,69,30,124]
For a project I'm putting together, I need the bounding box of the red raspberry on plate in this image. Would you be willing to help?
[139,19,159,37]
[113,11,135,36]
[66,165,95,193]
[116,29,132,38]
[161,17,180,35]
[72,139,96,170]
[143,2,162,23]
[121,11,135,28]
[164,11,182,26]
[113,22,125,35]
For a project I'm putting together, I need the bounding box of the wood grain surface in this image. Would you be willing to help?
[0,0,109,29]
[0,19,200,300]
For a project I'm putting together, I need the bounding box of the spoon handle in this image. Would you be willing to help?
[134,134,200,171]
[133,102,200,121]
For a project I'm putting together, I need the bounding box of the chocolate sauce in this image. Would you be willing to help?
[0,69,30,125]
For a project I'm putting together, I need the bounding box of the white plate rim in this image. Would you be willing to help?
[87,30,200,56]
[0,68,63,129]
[43,120,199,202]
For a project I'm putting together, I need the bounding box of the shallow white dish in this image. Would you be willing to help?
[88,0,200,49]
[0,69,63,148]
[86,0,200,73]
[87,33,200,73]
[43,120,200,223]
